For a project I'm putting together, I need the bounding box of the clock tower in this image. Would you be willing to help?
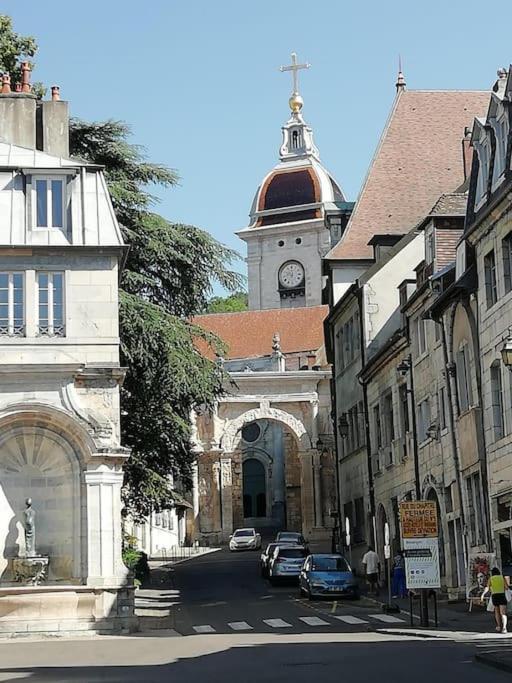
[236,53,350,311]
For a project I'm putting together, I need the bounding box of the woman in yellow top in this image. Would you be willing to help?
[481,567,510,633]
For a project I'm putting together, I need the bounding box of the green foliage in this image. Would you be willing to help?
[122,534,150,587]
[206,291,248,314]
[0,15,44,96]
[68,120,242,519]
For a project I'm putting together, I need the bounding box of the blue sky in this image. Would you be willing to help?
[3,1,511,287]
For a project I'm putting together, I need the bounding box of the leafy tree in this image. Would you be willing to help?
[0,16,44,96]
[0,16,245,519]
[206,291,248,314]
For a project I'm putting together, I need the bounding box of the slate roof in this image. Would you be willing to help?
[193,305,328,360]
[326,90,489,260]
[429,192,467,217]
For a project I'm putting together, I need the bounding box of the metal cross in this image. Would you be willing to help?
[280,52,310,94]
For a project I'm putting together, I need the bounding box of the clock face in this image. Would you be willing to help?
[279,261,304,289]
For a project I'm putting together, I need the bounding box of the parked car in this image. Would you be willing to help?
[260,543,278,577]
[275,531,309,552]
[268,545,308,584]
[229,528,262,551]
[299,553,359,600]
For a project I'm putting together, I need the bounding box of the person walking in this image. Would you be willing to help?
[481,567,510,633]
[362,545,380,596]
[392,550,407,599]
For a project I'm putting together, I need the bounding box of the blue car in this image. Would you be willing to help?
[299,553,360,600]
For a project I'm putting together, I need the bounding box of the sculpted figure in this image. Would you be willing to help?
[24,498,36,556]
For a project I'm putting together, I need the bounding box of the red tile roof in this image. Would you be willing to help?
[327,90,489,260]
[193,305,328,360]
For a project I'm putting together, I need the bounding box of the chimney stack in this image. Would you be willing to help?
[1,73,11,94]
[51,86,60,101]
[20,62,31,93]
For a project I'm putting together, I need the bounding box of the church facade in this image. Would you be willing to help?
[192,55,351,545]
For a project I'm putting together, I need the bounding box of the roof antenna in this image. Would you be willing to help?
[396,54,406,93]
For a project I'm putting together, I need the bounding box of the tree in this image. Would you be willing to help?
[206,291,248,314]
[0,16,43,96]
[69,120,244,518]
[0,16,244,519]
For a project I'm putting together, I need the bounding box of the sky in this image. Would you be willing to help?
[3,1,511,290]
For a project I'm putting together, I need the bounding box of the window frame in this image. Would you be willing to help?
[417,397,431,444]
[484,248,498,309]
[503,232,512,294]
[36,271,65,337]
[456,343,474,414]
[32,175,66,231]
[0,271,25,337]
[490,360,505,442]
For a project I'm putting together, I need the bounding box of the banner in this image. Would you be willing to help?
[466,552,495,601]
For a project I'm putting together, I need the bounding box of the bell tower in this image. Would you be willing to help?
[236,53,350,311]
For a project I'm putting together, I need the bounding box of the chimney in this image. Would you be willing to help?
[462,127,473,181]
[0,69,37,148]
[36,86,69,157]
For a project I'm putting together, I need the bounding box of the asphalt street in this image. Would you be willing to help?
[0,548,510,681]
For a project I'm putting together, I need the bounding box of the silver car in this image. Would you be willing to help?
[229,527,262,551]
[268,544,307,584]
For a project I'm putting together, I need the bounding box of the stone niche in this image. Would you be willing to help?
[0,424,81,583]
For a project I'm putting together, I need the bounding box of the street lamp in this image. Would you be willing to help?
[338,413,349,439]
[501,335,512,369]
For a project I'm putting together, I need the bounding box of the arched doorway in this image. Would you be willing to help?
[243,458,266,518]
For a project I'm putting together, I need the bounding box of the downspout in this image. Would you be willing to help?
[407,352,421,500]
[357,285,376,544]
[438,311,468,576]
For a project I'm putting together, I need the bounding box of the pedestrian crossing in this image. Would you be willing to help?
[191,612,405,634]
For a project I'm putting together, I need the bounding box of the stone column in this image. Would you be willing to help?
[220,456,233,539]
[313,452,323,528]
[84,465,129,587]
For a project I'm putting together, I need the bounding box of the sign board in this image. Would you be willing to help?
[384,544,391,560]
[403,537,441,589]
[399,501,438,538]
[466,553,495,601]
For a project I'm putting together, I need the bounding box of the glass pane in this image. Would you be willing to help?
[39,290,48,304]
[51,180,63,227]
[12,274,22,289]
[0,289,8,304]
[13,304,23,318]
[0,304,8,320]
[36,179,48,227]
[38,273,48,288]
[39,304,48,321]
[53,304,63,325]
[53,274,63,302]
[0,274,8,289]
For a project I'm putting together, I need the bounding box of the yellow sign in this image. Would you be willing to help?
[399,501,438,539]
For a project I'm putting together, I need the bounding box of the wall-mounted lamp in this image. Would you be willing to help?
[396,358,411,376]
[501,336,512,369]
[337,413,349,439]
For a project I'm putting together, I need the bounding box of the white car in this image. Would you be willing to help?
[229,528,262,551]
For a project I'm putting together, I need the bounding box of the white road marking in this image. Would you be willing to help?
[264,618,292,628]
[370,613,405,623]
[334,615,369,625]
[228,621,253,631]
[300,616,331,626]
[193,625,216,633]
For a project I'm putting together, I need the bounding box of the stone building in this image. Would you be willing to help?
[0,68,133,634]
[324,73,488,570]
[461,67,512,572]
[191,56,346,545]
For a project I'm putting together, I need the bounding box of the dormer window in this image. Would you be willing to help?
[476,142,490,203]
[34,177,65,229]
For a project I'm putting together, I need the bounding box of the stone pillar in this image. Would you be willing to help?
[311,399,319,446]
[84,465,129,587]
[313,452,323,527]
[220,457,234,539]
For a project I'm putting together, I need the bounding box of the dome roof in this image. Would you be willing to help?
[249,158,345,227]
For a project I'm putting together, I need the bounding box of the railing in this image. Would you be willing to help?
[151,545,218,562]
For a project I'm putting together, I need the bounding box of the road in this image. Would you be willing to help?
[0,547,510,682]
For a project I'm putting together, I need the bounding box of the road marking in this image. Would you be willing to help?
[264,618,292,628]
[199,601,227,607]
[260,595,272,600]
[333,615,369,625]
[228,621,253,631]
[370,613,405,623]
[300,616,331,626]
[193,625,216,633]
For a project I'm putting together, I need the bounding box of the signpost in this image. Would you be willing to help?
[399,501,440,627]
[384,522,392,608]
[345,516,352,568]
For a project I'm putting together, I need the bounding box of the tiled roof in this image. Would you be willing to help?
[327,90,489,260]
[193,305,328,360]
[429,192,467,217]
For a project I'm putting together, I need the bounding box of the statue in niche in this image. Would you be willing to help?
[23,498,36,557]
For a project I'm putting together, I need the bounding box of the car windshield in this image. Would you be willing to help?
[278,533,299,540]
[311,557,350,572]
[234,530,254,537]
[279,549,306,558]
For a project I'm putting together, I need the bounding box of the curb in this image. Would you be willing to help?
[149,548,221,566]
